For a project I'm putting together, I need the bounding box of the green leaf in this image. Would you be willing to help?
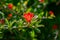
[26,7,32,13]
[38,12,44,19]
[30,30,35,38]
[5,18,9,25]
[10,20,16,27]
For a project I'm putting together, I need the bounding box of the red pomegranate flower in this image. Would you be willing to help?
[52,24,58,30]
[0,19,5,24]
[8,3,13,9]
[8,14,12,17]
[49,11,54,15]
[39,0,44,3]
[23,12,34,22]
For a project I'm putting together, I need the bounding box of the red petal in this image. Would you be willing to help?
[23,12,34,22]
[49,11,54,15]
[39,0,44,2]
[8,14,12,17]
[23,13,28,19]
[8,4,13,9]
[53,25,57,30]
[0,19,5,24]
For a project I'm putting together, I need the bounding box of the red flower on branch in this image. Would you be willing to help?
[8,14,12,17]
[39,0,44,3]
[23,12,34,22]
[52,24,58,30]
[8,3,13,9]
[49,11,54,15]
[0,19,5,24]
